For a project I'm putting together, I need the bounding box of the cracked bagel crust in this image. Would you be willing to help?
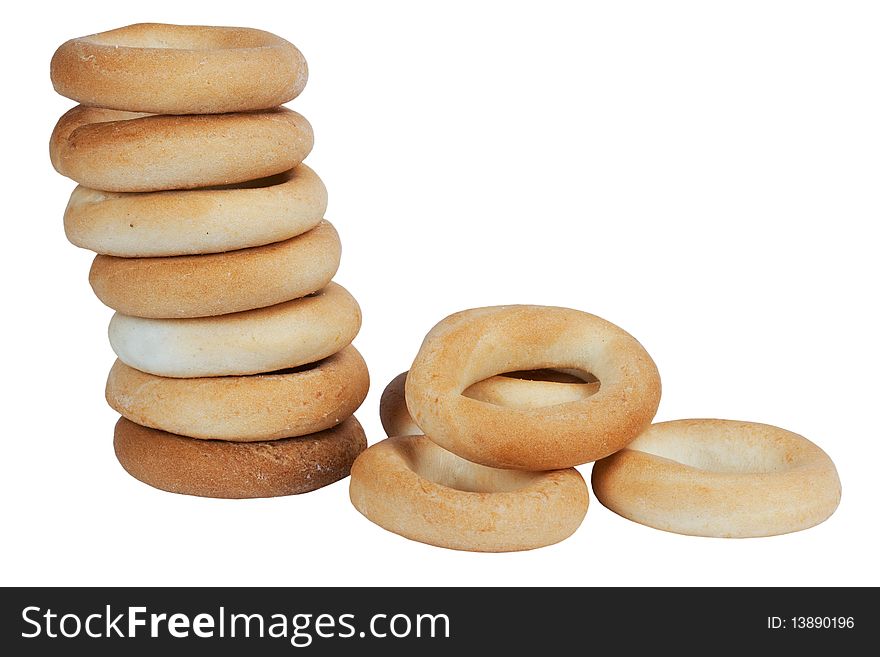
[106,345,369,441]
[406,305,661,470]
[349,435,589,552]
[115,416,366,499]
[89,220,341,318]
[51,23,308,115]
[64,165,328,257]
[591,419,842,538]
[108,282,361,378]
[50,105,313,192]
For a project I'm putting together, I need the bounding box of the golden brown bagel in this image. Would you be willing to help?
[106,346,369,441]
[592,419,842,538]
[50,105,313,192]
[64,165,327,257]
[89,220,341,318]
[350,435,589,552]
[51,23,308,114]
[406,305,661,470]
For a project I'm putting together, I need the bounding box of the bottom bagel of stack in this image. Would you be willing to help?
[105,284,368,499]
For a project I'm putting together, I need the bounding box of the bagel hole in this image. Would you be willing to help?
[463,368,600,409]
[501,369,598,384]
[401,440,540,493]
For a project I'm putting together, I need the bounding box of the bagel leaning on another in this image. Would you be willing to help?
[50,105,313,192]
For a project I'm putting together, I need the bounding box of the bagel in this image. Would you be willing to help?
[406,305,661,470]
[64,165,327,257]
[50,105,313,192]
[90,220,341,318]
[106,345,369,441]
[115,416,366,499]
[591,419,842,538]
[380,370,599,437]
[51,23,308,115]
[108,282,361,378]
[350,435,588,552]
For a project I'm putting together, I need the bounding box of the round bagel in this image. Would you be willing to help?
[90,220,341,318]
[115,416,366,499]
[380,370,599,437]
[51,23,308,115]
[50,105,313,192]
[591,419,842,538]
[350,435,589,552]
[106,345,369,441]
[64,165,327,257]
[109,282,361,378]
[406,305,661,470]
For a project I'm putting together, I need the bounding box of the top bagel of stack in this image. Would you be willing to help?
[50,23,368,498]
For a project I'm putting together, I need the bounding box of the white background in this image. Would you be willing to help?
[2,0,878,586]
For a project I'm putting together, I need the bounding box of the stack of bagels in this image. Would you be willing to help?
[50,23,368,498]
[352,305,841,552]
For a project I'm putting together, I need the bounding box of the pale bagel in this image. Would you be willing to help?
[380,370,599,437]
[350,435,589,552]
[64,165,327,256]
[591,419,842,538]
[50,105,313,192]
[406,305,661,470]
[90,220,341,318]
[51,23,308,114]
[108,283,361,378]
[106,345,369,441]
[115,416,366,499]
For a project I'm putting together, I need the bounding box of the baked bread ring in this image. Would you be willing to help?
[380,370,598,437]
[406,305,661,470]
[64,165,327,257]
[50,105,313,192]
[350,435,589,552]
[115,416,366,499]
[591,419,842,538]
[89,220,341,318]
[106,345,369,441]
[51,23,308,115]
[108,282,361,378]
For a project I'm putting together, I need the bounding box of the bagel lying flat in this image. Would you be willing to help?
[90,220,341,318]
[115,416,366,499]
[50,105,313,192]
[350,435,588,552]
[106,346,369,441]
[51,23,308,115]
[591,419,842,538]
[109,283,361,378]
[64,165,328,257]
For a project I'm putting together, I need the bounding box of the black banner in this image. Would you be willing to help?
[0,587,866,654]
